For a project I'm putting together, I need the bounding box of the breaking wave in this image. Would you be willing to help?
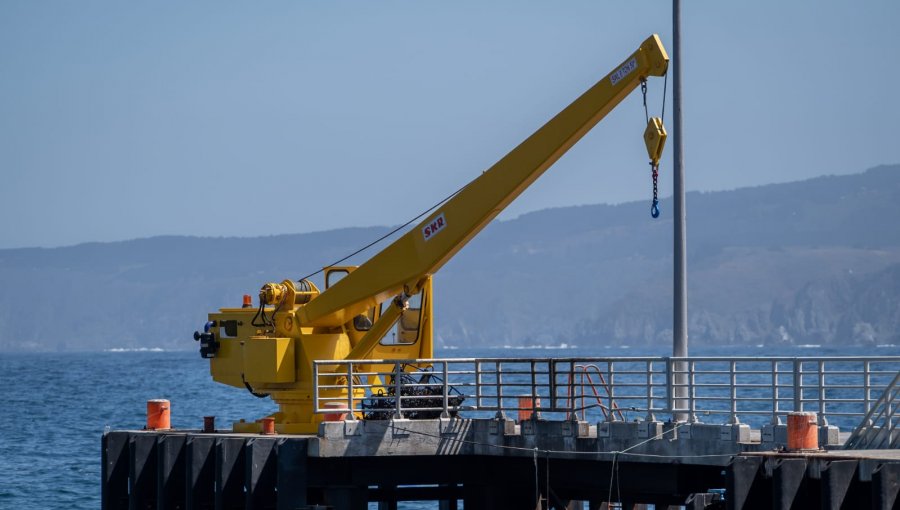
[104,347,166,353]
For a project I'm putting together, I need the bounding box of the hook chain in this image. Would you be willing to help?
[642,79,660,218]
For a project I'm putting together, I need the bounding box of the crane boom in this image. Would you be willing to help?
[299,34,668,328]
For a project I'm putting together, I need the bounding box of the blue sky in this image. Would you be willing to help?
[1,1,898,249]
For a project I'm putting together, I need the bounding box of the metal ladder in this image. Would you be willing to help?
[566,364,625,421]
[844,370,900,449]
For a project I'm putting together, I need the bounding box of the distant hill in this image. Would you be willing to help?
[1,165,899,352]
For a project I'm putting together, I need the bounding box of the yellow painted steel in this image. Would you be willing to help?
[242,337,295,383]
[202,34,669,433]
[644,117,668,167]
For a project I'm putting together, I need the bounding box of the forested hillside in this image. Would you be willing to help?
[1,165,898,351]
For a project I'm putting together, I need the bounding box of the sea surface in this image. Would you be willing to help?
[1,343,897,509]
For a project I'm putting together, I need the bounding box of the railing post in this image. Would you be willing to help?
[475,361,482,410]
[496,361,504,419]
[441,361,450,419]
[393,362,403,419]
[313,362,320,414]
[771,360,781,425]
[530,360,538,415]
[567,362,576,420]
[645,360,655,422]
[793,359,802,413]
[665,357,674,421]
[864,360,871,416]
[674,356,688,423]
[549,360,557,413]
[346,361,356,421]
[818,360,828,426]
[606,361,616,422]
[729,360,739,424]
[689,360,697,423]
[579,366,585,421]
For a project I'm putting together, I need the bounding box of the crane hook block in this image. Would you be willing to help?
[643,117,667,167]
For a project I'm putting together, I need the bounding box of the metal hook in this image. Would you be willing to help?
[651,199,660,219]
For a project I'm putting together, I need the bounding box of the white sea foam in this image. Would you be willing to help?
[495,344,578,350]
[104,347,166,352]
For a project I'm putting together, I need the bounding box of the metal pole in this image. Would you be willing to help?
[673,0,689,421]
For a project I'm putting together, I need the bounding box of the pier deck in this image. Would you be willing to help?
[102,417,899,509]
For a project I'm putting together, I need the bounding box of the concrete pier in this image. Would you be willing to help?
[101,417,898,509]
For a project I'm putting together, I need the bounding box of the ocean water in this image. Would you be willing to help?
[1,344,897,509]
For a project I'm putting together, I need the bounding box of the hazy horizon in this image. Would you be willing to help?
[0,163,889,251]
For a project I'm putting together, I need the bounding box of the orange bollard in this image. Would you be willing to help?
[146,399,171,430]
[260,417,276,435]
[518,395,541,422]
[323,401,348,422]
[787,412,819,451]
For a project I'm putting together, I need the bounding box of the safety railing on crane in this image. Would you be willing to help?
[312,356,900,430]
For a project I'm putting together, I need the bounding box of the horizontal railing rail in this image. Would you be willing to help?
[312,356,900,430]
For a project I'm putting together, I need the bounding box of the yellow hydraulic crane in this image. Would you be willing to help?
[195,34,669,433]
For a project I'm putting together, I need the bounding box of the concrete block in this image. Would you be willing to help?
[484,418,515,436]
[599,421,639,440]
[598,422,610,438]
[343,420,362,437]
[533,420,587,438]
[318,421,345,440]
[689,423,725,441]
[575,421,591,438]
[388,419,412,437]
[678,423,694,440]
[521,419,536,436]
[762,424,787,446]
[720,424,751,442]
[719,425,733,441]
[663,422,695,439]
[638,421,664,440]
[819,425,840,446]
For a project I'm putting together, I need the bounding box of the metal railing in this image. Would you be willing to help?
[312,356,900,430]
[844,371,900,449]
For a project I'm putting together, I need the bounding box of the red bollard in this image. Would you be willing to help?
[787,412,819,451]
[146,399,171,430]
